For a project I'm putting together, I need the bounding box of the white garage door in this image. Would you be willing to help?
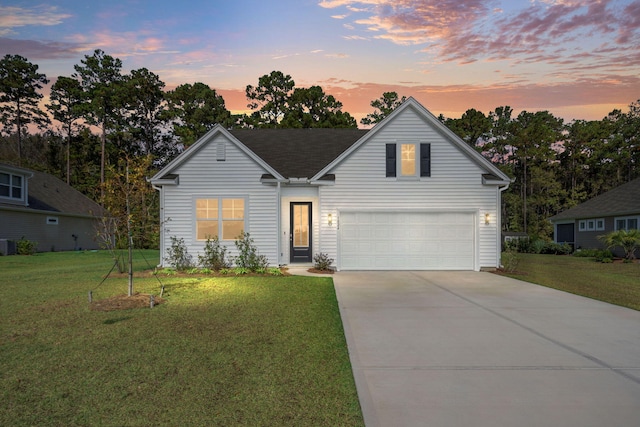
[339,211,475,270]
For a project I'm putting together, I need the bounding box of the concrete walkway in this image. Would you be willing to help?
[331,271,640,427]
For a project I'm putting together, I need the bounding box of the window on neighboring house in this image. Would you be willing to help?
[578,218,605,232]
[0,172,23,200]
[196,198,245,240]
[615,216,639,231]
[386,143,431,178]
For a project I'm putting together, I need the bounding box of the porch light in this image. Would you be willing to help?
[328,213,333,226]
[485,212,491,225]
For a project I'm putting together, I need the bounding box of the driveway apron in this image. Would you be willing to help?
[332,271,640,427]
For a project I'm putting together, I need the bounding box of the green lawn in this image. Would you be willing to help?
[501,253,640,311]
[0,251,363,426]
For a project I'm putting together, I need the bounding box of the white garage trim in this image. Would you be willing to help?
[337,209,478,271]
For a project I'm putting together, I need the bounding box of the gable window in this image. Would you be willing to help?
[578,218,605,232]
[615,216,639,231]
[196,198,245,240]
[385,143,431,178]
[0,172,23,200]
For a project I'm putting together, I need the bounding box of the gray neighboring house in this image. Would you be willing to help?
[151,98,512,271]
[0,163,105,253]
[549,178,640,254]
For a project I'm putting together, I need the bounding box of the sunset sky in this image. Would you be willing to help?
[1,0,639,125]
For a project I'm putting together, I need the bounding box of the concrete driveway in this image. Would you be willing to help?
[332,271,640,427]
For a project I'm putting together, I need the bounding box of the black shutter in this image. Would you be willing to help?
[420,143,431,177]
[386,144,396,177]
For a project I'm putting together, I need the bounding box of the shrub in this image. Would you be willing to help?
[268,267,283,276]
[16,237,37,255]
[198,236,230,271]
[313,252,334,271]
[502,247,520,273]
[234,231,269,272]
[599,229,640,261]
[594,249,614,263]
[165,236,193,271]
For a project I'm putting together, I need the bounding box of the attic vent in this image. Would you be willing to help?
[217,140,226,161]
[46,216,59,225]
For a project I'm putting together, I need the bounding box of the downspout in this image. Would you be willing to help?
[498,183,510,268]
[152,184,163,267]
[276,181,281,266]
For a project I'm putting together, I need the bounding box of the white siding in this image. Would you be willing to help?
[160,133,278,267]
[319,106,501,270]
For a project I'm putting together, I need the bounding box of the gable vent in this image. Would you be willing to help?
[217,140,226,161]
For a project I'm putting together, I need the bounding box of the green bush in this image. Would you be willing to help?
[16,237,37,255]
[502,248,520,272]
[313,252,334,270]
[234,231,269,272]
[165,236,193,271]
[197,236,230,271]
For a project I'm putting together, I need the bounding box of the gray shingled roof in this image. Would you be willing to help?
[230,128,368,178]
[549,178,640,221]
[0,163,104,217]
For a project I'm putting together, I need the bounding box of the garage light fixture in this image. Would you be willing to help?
[328,213,333,226]
[485,212,490,225]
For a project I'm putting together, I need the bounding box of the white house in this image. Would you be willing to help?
[150,98,511,271]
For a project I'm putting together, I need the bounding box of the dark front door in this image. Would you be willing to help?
[290,202,312,263]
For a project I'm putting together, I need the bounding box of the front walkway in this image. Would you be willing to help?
[331,271,640,427]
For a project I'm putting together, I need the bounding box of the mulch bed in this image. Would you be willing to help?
[307,268,335,274]
[90,293,165,311]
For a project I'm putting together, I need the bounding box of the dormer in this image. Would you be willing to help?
[0,164,32,207]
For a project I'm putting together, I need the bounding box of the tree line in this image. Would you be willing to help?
[1,50,638,249]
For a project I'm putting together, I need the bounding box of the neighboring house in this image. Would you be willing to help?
[0,163,104,253]
[549,178,640,254]
[150,98,512,271]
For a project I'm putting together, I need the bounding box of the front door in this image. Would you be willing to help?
[290,202,312,263]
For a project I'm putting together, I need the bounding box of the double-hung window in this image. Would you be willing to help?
[0,172,23,200]
[386,143,430,178]
[196,198,245,240]
[615,216,639,231]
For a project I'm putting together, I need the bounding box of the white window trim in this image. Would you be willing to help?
[194,196,247,241]
[397,142,419,179]
[614,215,640,231]
[578,218,605,232]
[0,171,25,202]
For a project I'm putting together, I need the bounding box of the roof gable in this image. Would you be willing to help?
[150,125,283,182]
[311,97,511,183]
[549,178,640,221]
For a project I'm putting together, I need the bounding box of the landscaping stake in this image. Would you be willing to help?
[150,294,155,308]
[88,290,92,303]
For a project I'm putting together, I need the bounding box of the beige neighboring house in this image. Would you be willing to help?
[0,162,105,254]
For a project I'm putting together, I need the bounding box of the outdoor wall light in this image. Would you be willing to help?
[328,213,333,226]
[485,212,491,225]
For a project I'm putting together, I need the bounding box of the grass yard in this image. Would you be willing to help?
[501,253,640,311]
[0,251,364,426]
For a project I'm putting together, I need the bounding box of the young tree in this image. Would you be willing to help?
[245,71,295,127]
[360,92,407,126]
[164,82,232,146]
[0,54,50,164]
[46,76,85,184]
[73,49,124,198]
